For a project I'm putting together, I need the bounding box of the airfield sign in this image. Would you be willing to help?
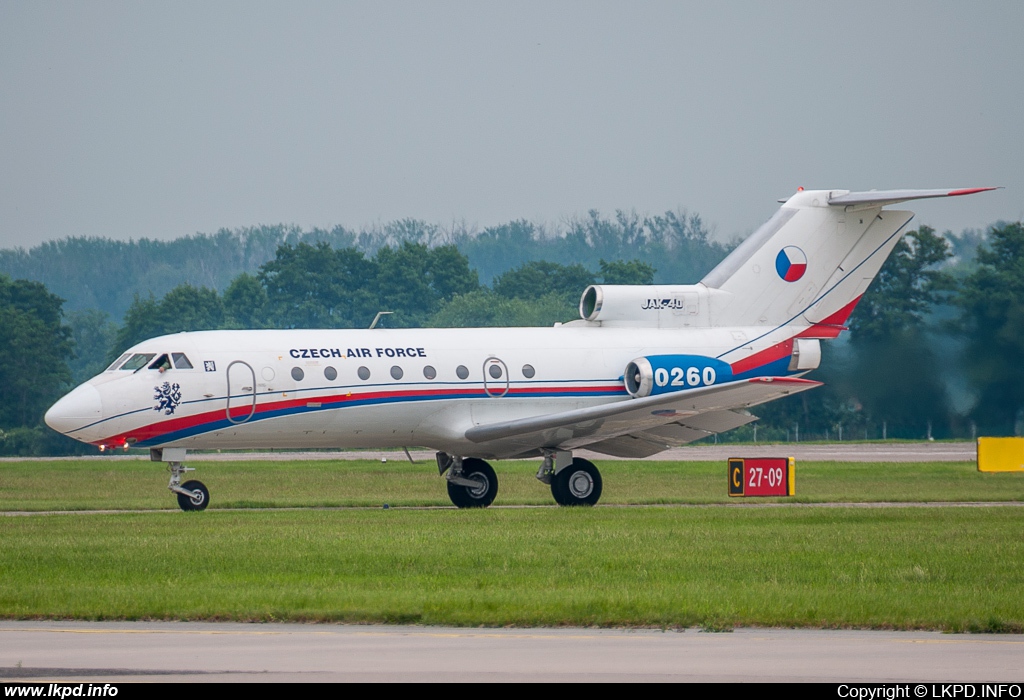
[728,457,795,497]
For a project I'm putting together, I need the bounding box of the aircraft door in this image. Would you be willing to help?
[482,357,510,397]
[226,360,257,424]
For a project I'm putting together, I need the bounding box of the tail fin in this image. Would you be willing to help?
[702,187,997,332]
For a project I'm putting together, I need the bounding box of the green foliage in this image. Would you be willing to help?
[955,222,1024,434]
[111,285,224,361]
[222,273,269,329]
[374,243,480,327]
[827,227,956,437]
[258,242,377,329]
[459,210,725,286]
[66,309,119,384]
[0,276,74,430]
[430,291,574,328]
[0,426,94,457]
[0,226,354,320]
[599,258,656,285]
[849,226,953,343]
[493,260,595,302]
[254,241,479,329]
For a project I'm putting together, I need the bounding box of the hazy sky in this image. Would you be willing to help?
[1,1,1021,250]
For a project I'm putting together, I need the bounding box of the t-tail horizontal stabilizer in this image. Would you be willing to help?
[701,186,999,329]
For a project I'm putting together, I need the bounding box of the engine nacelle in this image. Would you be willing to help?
[580,284,713,327]
[623,339,820,398]
[624,355,733,398]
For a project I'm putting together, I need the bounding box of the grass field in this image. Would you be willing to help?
[1,457,1022,510]
[1,457,1022,630]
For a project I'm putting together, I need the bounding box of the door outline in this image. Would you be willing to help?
[226,360,257,424]
[482,357,510,398]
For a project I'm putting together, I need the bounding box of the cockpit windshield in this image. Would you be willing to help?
[172,353,193,369]
[106,353,131,371]
[119,353,156,371]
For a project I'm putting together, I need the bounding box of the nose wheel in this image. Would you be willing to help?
[176,480,209,511]
[167,461,210,511]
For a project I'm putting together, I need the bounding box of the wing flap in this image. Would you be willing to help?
[584,409,759,458]
[464,377,819,451]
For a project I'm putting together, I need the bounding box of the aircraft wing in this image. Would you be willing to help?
[464,377,820,455]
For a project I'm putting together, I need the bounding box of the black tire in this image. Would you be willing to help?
[447,458,498,508]
[551,458,602,506]
[177,480,210,511]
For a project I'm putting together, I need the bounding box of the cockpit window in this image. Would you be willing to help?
[106,353,131,371]
[149,354,172,372]
[172,353,193,369]
[119,353,156,371]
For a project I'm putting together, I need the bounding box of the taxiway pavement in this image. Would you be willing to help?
[1,622,1021,682]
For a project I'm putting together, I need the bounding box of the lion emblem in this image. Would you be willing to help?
[154,382,182,415]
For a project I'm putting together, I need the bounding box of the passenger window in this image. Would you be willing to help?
[391,366,404,380]
[324,366,338,381]
[423,365,437,380]
[358,366,371,380]
[522,364,536,379]
[106,353,131,371]
[488,364,503,379]
[120,353,155,371]
[172,353,193,370]
[456,365,469,380]
[291,367,304,381]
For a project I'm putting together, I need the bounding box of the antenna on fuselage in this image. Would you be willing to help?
[369,311,393,329]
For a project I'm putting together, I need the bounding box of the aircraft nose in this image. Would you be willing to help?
[44,384,102,435]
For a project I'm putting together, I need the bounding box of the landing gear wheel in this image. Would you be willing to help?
[447,458,498,508]
[551,458,602,506]
[177,480,209,511]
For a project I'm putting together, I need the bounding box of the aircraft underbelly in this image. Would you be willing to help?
[150,395,613,452]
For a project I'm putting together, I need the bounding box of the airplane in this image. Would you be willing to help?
[44,187,997,511]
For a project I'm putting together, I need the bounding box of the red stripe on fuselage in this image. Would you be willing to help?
[797,295,862,338]
[729,338,794,375]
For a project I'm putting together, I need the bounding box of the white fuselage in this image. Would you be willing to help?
[46,322,800,459]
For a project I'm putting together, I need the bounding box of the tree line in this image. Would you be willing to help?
[0,210,722,321]
[2,214,1022,455]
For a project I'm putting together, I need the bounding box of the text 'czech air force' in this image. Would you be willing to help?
[290,347,428,359]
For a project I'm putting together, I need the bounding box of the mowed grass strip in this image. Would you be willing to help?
[0,506,1021,630]
[0,457,1022,511]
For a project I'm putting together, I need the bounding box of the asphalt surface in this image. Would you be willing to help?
[1,622,1021,682]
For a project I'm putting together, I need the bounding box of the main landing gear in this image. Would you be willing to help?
[437,453,498,508]
[436,451,603,508]
[536,452,603,506]
[153,448,209,511]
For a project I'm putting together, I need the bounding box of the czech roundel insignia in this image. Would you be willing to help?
[775,246,807,282]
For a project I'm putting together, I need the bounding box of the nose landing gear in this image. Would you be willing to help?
[168,462,210,511]
[153,448,210,512]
